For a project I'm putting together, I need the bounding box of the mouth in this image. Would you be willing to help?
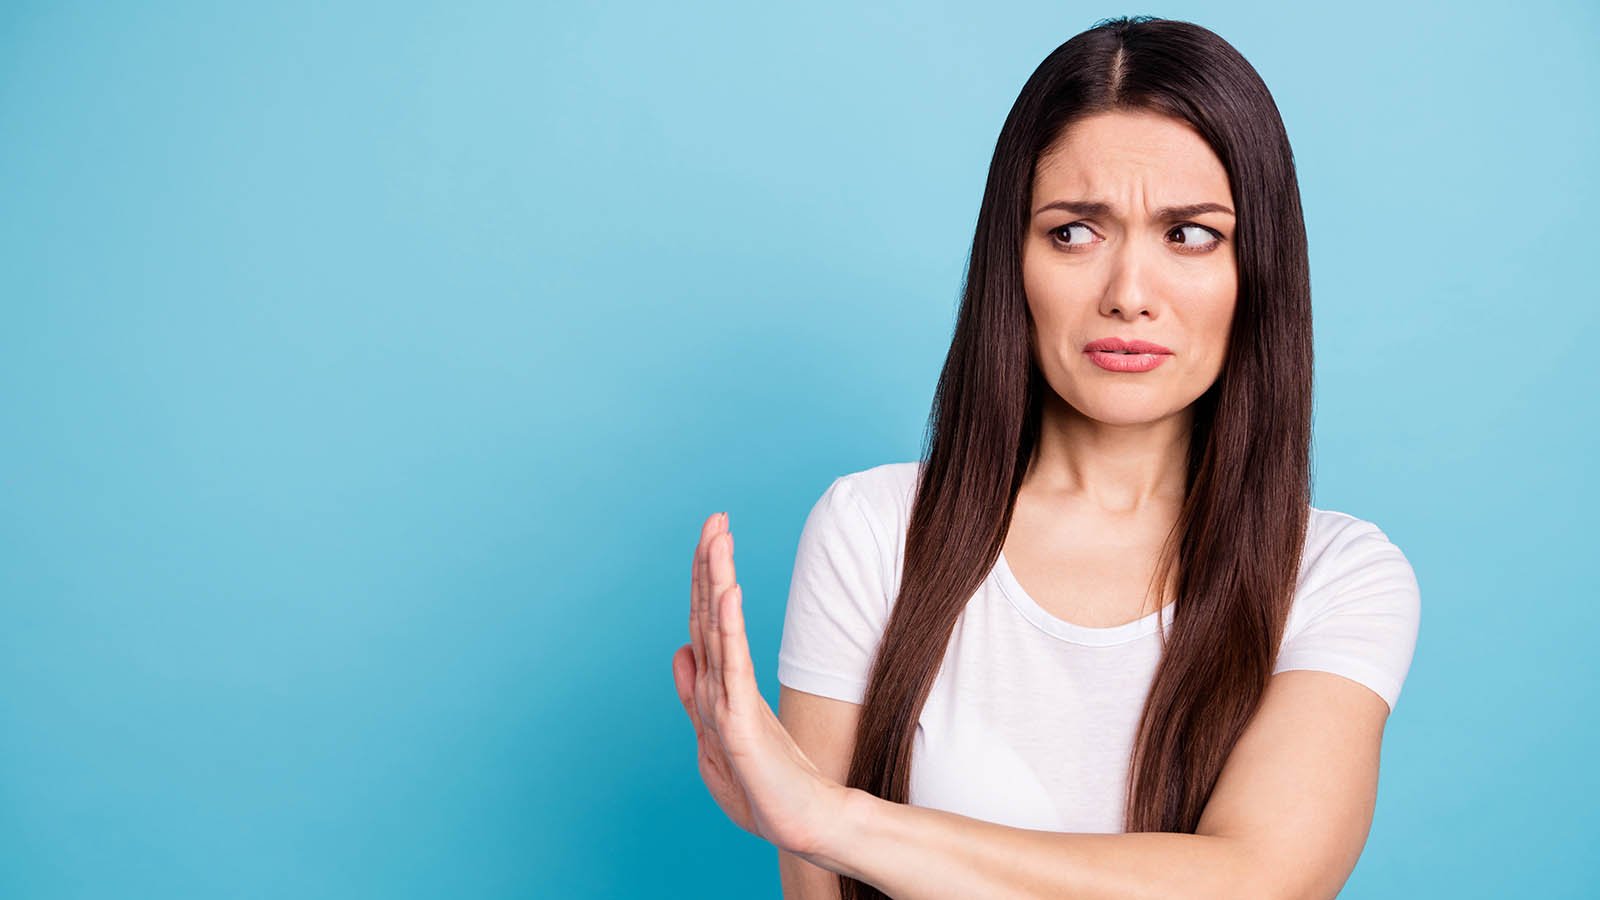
[1084,348,1171,372]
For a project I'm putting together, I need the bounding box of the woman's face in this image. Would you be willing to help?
[1022,109,1238,428]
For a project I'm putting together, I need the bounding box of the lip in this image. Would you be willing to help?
[1083,336,1173,373]
[1083,337,1173,355]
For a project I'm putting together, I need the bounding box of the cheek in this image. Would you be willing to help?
[1199,302,1237,371]
[1022,257,1087,333]
[1026,297,1087,369]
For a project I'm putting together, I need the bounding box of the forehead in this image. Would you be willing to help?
[1033,110,1231,202]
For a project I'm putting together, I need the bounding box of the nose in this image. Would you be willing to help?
[1098,240,1158,320]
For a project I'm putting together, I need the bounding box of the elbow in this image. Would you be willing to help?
[1239,865,1337,900]
[1222,843,1308,900]
[1229,873,1297,900]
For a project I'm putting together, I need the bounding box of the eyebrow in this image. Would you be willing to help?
[1031,199,1236,220]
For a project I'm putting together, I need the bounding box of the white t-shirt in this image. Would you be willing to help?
[776,460,1422,834]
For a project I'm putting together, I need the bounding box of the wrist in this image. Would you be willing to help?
[793,783,874,878]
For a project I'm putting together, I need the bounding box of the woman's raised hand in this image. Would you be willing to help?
[670,511,847,857]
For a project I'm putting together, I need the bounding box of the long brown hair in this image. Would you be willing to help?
[838,16,1313,898]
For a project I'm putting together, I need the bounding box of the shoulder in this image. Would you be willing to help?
[1299,507,1416,589]
[829,459,922,529]
[1289,506,1422,638]
[1276,507,1423,712]
[800,460,922,596]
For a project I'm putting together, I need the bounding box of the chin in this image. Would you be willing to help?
[1064,393,1178,427]
[1082,406,1176,428]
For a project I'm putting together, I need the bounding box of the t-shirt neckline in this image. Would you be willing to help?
[992,550,1175,647]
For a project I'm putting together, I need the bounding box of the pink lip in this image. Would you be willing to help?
[1084,337,1173,354]
[1082,336,1173,373]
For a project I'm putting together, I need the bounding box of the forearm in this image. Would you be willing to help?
[797,787,1273,900]
[779,846,842,899]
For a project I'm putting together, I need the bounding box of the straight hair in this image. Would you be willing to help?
[838,16,1313,899]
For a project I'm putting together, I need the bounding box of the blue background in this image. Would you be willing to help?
[2,1,1595,897]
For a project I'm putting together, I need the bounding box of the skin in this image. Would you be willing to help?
[672,108,1240,853]
[1024,108,1238,491]
[671,512,845,859]
[1007,108,1239,626]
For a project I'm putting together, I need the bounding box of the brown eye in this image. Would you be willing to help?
[1169,223,1224,252]
[1050,222,1097,248]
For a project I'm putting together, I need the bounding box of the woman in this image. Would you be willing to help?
[672,15,1420,900]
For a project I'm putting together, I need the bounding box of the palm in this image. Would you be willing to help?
[674,643,757,832]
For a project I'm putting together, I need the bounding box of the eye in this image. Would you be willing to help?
[1168,223,1225,253]
[1048,221,1226,254]
[1048,222,1098,248]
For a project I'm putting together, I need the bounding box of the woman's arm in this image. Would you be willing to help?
[776,685,859,899]
[796,668,1390,900]
[779,846,841,900]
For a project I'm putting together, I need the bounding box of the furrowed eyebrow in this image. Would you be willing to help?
[1031,199,1236,220]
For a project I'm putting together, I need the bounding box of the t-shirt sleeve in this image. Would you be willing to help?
[775,475,893,705]
[1272,523,1422,714]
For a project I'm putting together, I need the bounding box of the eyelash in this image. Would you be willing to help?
[1048,221,1226,254]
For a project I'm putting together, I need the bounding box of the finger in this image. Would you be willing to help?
[693,512,723,671]
[719,582,758,700]
[706,529,735,680]
[711,518,738,625]
[690,512,721,674]
[704,514,728,653]
[697,514,729,715]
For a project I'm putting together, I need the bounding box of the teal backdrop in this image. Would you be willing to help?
[3,1,1595,897]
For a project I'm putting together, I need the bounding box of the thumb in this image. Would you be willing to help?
[672,643,703,734]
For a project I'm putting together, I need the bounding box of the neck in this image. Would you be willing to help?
[1023,391,1192,516]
